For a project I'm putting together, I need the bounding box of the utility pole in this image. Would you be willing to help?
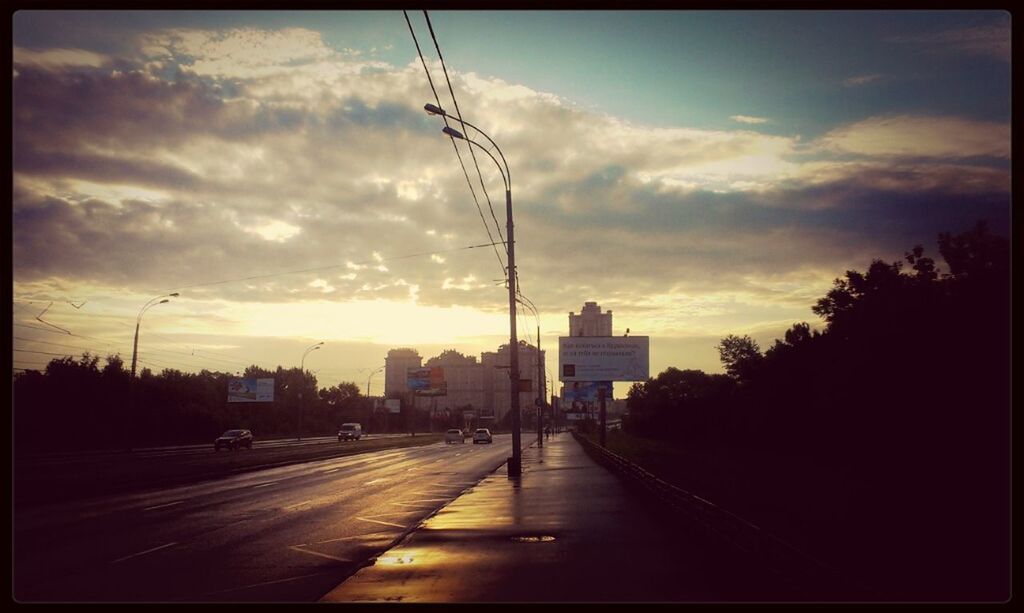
[537,324,544,447]
[599,386,607,448]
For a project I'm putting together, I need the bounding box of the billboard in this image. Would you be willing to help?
[228,377,274,402]
[385,399,402,414]
[407,367,447,396]
[559,336,649,381]
[563,381,613,405]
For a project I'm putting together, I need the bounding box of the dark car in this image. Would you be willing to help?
[215,429,253,451]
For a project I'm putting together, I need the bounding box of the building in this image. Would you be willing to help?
[563,301,615,414]
[481,341,545,423]
[384,348,422,396]
[382,343,546,426]
[569,301,612,337]
[424,350,486,417]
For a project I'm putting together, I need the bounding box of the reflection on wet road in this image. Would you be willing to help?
[14,435,518,602]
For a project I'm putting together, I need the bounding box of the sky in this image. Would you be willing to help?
[11,10,1011,396]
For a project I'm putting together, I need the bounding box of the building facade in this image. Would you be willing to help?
[563,301,615,411]
[382,343,545,426]
[569,301,613,337]
[384,348,422,396]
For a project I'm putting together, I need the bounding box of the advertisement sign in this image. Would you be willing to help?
[563,381,613,405]
[407,367,447,396]
[558,336,649,381]
[385,399,402,414]
[228,377,274,403]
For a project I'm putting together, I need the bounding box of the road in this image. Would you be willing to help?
[14,435,517,602]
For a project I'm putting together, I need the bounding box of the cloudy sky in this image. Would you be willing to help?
[12,10,1011,395]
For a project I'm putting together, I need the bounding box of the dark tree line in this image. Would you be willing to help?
[14,359,370,451]
[623,221,1010,599]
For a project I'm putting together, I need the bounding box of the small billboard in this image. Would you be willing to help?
[407,366,447,396]
[559,336,649,381]
[228,377,274,403]
[563,381,613,405]
[385,399,402,414]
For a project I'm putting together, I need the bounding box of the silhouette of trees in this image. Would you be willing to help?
[14,358,365,450]
[621,220,1010,599]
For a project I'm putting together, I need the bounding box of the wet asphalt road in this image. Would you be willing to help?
[14,435,515,602]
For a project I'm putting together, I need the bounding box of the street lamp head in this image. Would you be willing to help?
[424,103,446,116]
[442,126,465,140]
[169,292,180,297]
[159,299,169,304]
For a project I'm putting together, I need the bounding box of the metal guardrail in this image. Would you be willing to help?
[572,431,875,600]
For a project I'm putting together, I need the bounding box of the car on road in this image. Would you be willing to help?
[215,429,253,451]
[472,428,493,444]
[338,423,363,441]
[445,429,466,444]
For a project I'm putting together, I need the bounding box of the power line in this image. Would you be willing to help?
[423,10,508,257]
[404,10,507,280]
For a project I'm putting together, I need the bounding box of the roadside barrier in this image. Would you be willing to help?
[571,431,876,600]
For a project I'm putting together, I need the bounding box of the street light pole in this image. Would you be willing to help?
[127,292,178,450]
[366,364,385,433]
[426,103,522,476]
[298,341,323,440]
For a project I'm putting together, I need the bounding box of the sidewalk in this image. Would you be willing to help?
[321,432,793,603]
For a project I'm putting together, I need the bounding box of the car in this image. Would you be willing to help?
[338,423,362,441]
[472,428,493,444]
[215,429,253,451]
[445,429,466,444]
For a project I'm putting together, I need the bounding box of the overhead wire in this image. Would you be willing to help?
[403,10,507,280]
[423,10,508,255]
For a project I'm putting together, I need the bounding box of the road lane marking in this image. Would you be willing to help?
[390,501,444,509]
[253,481,279,488]
[288,546,352,563]
[321,468,339,474]
[143,500,184,511]
[364,478,390,485]
[355,517,406,529]
[111,541,178,564]
[310,531,394,545]
[398,498,450,503]
[186,572,327,599]
[284,500,313,510]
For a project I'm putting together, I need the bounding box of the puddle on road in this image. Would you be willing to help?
[510,535,556,543]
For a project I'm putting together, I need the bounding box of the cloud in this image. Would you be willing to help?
[888,23,1010,62]
[730,115,769,124]
[815,115,1009,159]
[842,74,885,87]
[13,46,110,71]
[12,25,1010,352]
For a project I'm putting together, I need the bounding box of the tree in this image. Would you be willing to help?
[716,335,763,382]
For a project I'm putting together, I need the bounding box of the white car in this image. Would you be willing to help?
[472,428,493,444]
[444,429,465,444]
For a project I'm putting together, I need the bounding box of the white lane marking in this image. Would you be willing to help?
[288,546,352,563]
[322,468,339,474]
[189,571,326,598]
[253,481,278,488]
[355,517,406,529]
[143,500,184,511]
[111,541,178,564]
[284,500,313,510]
[398,498,450,503]
[302,531,394,546]
[364,478,389,485]
[390,501,444,509]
